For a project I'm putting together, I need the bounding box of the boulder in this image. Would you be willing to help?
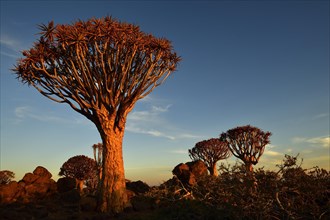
[57,177,76,193]
[172,163,196,186]
[0,181,20,203]
[126,180,150,194]
[172,160,208,186]
[186,160,208,178]
[1,167,56,204]
[33,166,52,179]
[22,173,39,184]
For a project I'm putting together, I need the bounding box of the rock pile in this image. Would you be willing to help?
[0,166,57,204]
[172,160,208,186]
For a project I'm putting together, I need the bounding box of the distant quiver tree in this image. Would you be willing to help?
[92,143,103,180]
[0,170,15,185]
[220,125,271,173]
[59,155,97,193]
[189,138,231,176]
[13,16,180,213]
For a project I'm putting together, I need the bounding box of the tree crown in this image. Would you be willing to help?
[220,125,271,165]
[14,16,180,126]
[59,155,97,181]
[189,138,231,167]
[0,170,15,185]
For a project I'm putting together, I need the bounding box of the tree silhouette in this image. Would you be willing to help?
[189,138,231,176]
[59,155,97,193]
[0,170,15,185]
[220,125,271,173]
[14,16,180,213]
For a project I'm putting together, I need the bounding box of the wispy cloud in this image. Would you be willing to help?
[264,150,282,156]
[1,34,23,49]
[0,34,23,58]
[292,136,330,148]
[263,145,283,157]
[170,149,188,154]
[126,124,175,140]
[15,106,70,124]
[14,106,92,128]
[313,113,329,120]
[0,51,19,59]
[126,100,201,140]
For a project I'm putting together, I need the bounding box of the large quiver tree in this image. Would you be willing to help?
[13,16,180,213]
[220,125,271,173]
[189,138,230,176]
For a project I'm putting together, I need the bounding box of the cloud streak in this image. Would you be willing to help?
[14,99,202,141]
[170,149,188,154]
[292,136,330,148]
[0,34,24,58]
[313,113,329,120]
[15,106,71,124]
[14,106,92,128]
[126,100,201,140]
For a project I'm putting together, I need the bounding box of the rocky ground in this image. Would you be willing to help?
[0,161,209,220]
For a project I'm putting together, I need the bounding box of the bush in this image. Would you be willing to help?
[0,170,15,185]
[142,155,330,219]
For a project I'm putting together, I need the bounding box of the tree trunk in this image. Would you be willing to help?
[209,163,218,176]
[95,114,128,213]
[76,179,84,193]
[245,163,253,174]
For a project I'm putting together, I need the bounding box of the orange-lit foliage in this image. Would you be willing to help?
[0,170,15,185]
[13,16,180,213]
[189,138,230,176]
[59,155,97,192]
[220,125,271,173]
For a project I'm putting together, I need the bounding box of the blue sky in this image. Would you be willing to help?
[1,0,329,185]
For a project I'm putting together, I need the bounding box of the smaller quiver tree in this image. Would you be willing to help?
[0,170,15,185]
[189,138,231,176]
[92,143,103,182]
[220,125,271,174]
[59,155,98,193]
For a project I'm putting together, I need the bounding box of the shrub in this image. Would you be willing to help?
[0,170,15,185]
[142,155,330,219]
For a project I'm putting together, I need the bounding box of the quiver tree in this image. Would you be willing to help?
[189,138,231,176]
[92,143,103,181]
[0,170,15,185]
[13,16,180,213]
[220,125,271,173]
[59,155,98,193]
